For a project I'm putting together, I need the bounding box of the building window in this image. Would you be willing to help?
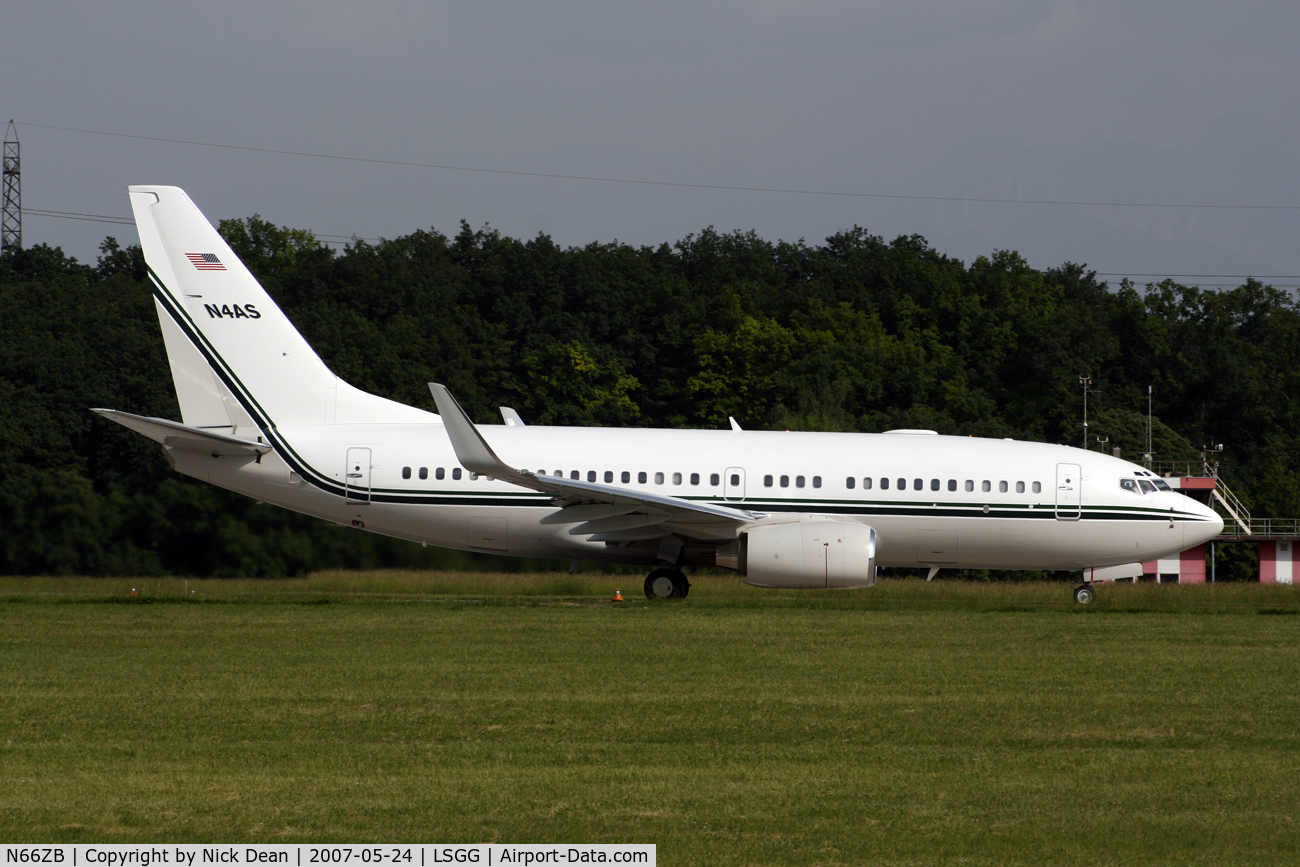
[419,467,428,480]
[638,471,648,484]
[764,474,774,487]
[452,468,462,480]
[655,472,665,485]
[846,477,856,489]
[795,475,805,488]
[402,467,411,480]
[780,475,790,487]
[436,467,446,480]
[690,473,700,485]
[863,477,873,490]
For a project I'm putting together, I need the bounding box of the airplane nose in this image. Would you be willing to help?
[1184,496,1224,545]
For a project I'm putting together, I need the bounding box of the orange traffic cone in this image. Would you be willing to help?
[612,588,624,602]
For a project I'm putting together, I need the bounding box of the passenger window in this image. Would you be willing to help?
[780,475,790,487]
[930,479,940,491]
[621,471,630,483]
[999,481,1008,493]
[638,472,647,484]
[604,471,613,483]
[402,467,411,480]
[654,472,665,485]
[553,470,562,477]
[764,475,774,487]
[863,477,872,490]
[419,467,428,480]
[795,475,805,488]
[452,468,462,480]
[981,480,990,492]
[729,474,739,486]
[1032,482,1041,493]
[710,473,720,486]
[881,478,890,490]
[948,479,956,491]
[813,476,822,489]
[672,472,683,485]
[470,473,479,481]
[1120,478,1138,494]
[570,470,579,480]
[1015,481,1025,493]
[846,477,856,489]
[690,473,700,485]
[588,471,597,483]
[913,478,923,491]
[436,467,446,480]
[897,478,906,490]
[965,480,973,492]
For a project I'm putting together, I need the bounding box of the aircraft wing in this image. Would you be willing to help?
[92,409,272,456]
[429,384,758,541]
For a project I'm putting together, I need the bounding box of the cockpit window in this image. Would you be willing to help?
[1138,479,1157,494]
[1120,478,1139,494]
[1153,479,1172,491]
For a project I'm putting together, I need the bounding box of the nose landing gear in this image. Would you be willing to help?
[645,568,690,600]
[1072,582,1095,605]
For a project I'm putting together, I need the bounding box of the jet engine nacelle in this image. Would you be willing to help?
[738,520,877,589]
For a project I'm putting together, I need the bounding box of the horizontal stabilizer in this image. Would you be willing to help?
[92,409,271,456]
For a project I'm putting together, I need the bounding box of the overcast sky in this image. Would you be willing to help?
[4,1,1299,287]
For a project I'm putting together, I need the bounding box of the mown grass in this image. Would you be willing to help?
[2,574,1299,865]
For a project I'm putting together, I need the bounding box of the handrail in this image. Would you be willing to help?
[1217,517,1300,539]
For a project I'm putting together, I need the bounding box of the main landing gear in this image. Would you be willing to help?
[645,568,690,600]
[1072,582,1095,605]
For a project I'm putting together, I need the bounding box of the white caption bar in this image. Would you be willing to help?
[2,847,654,867]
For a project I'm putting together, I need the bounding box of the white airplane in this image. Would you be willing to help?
[95,186,1224,604]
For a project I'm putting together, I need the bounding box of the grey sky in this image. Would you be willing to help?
[4,1,1299,285]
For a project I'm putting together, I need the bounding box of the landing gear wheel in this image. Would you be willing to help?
[645,568,690,600]
[1072,583,1095,605]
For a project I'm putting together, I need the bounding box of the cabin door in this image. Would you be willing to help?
[724,467,746,502]
[345,447,372,504]
[1055,462,1081,520]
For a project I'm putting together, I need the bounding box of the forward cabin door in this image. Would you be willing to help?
[1055,462,1081,520]
[345,447,372,504]
[724,467,746,502]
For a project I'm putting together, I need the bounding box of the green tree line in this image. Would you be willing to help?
[3,219,1297,579]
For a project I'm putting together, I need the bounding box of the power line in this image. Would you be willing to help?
[21,121,1300,212]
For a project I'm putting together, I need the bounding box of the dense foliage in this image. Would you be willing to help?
[3,219,1297,578]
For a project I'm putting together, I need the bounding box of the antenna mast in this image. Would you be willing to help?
[1,121,19,254]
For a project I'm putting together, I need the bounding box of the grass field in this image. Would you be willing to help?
[2,573,1299,865]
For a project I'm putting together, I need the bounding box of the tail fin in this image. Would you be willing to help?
[129,186,435,429]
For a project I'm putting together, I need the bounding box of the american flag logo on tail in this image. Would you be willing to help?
[185,253,226,271]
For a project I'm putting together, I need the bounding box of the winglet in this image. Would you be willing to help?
[429,383,518,477]
[729,416,742,432]
[500,407,526,426]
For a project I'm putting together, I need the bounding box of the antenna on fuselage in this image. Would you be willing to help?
[1078,375,1099,449]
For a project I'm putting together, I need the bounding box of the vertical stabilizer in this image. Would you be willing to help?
[128,185,436,428]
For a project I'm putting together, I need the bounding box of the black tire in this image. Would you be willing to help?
[1073,583,1095,605]
[671,570,691,599]
[645,569,678,600]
